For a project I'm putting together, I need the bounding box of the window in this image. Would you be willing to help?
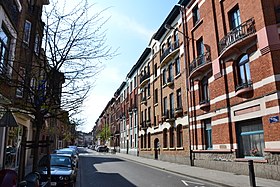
[174,30,179,44]
[147,83,150,96]
[130,81,132,92]
[193,5,200,26]
[196,38,205,65]
[134,76,137,88]
[175,57,180,75]
[16,67,25,98]
[135,134,137,147]
[168,63,173,82]
[163,97,168,116]
[144,134,147,148]
[229,6,241,30]
[154,63,157,77]
[167,37,172,49]
[23,20,32,44]
[200,77,209,104]
[169,93,174,118]
[163,129,168,148]
[0,26,10,74]
[176,89,182,109]
[147,107,151,122]
[154,89,158,104]
[163,69,167,84]
[169,127,174,148]
[161,44,166,54]
[204,119,212,149]
[236,54,252,90]
[148,133,151,148]
[237,118,264,158]
[130,135,133,147]
[34,32,40,55]
[177,125,183,147]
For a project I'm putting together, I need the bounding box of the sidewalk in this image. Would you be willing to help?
[115,152,280,187]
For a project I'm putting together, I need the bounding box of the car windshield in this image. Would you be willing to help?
[51,156,71,167]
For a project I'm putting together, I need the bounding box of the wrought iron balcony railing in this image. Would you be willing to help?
[140,71,150,85]
[160,41,180,62]
[219,18,256,54]
[189,52,211,73]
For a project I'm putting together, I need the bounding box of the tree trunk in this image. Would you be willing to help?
[32,112,44,172]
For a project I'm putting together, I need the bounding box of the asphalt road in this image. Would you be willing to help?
[75,148,220,187]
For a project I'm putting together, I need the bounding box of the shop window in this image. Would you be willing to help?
[236,118,265,158]
[203,119,212,149]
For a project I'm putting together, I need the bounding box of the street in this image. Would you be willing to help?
[75,148,221,187]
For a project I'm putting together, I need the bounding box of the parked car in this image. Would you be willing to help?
[96,145,109,152]
[37,154,77,187]
[53,148,79,167]
[67,146,79,155]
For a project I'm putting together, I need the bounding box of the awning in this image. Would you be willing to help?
[0,110,18,127]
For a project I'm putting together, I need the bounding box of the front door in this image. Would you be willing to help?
[154,138,159,160]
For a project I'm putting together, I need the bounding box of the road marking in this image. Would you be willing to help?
[181,180,205,186]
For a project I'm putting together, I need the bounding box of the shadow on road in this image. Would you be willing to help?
[77,155,136,187]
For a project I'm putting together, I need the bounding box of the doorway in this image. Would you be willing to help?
[154,138,159,160]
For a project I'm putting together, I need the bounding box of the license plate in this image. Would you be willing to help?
[51,182,57,186]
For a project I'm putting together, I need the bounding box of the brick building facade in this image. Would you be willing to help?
[94,0,280,180]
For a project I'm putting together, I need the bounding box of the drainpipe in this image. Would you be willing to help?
[179,4,194,166]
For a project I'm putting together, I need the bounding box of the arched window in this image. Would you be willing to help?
[169,127,174,148]
[177,125,183,147]
[236,54,252,90]
[148,133,151,148]
[163,128,168,148]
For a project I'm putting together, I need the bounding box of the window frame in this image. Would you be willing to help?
[23,20,32,44]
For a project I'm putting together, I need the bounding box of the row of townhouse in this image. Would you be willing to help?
[0,0,72,179]
[94,0,280,180]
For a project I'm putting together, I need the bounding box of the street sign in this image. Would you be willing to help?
[269,116,279,124]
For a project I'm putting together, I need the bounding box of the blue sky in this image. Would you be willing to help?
[80,0,179,132]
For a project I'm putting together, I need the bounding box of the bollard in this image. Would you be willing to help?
[248,160,256,187]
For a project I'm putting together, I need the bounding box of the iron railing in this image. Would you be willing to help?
[219,18,256,54]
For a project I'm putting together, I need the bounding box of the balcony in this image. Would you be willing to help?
[166,77,174,87]
[140,122,147,130]
[175,107,183,117]
[235,80,253,96]
[141,97,147,105]
[139,71,150,88]
[167,109,175,122]
[189,52,211,79]
[219,18,256,58]
[199,99,210,109]
[160,41,180,67]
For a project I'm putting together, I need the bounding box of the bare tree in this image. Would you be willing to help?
[2,0,115,172]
